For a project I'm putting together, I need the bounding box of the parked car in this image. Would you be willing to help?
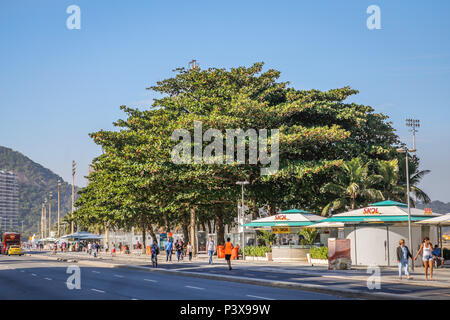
[7,245,23,256]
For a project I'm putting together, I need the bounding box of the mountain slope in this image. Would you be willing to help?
[0,146,79,237]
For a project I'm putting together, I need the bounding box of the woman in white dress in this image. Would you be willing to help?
[414,237,434,280]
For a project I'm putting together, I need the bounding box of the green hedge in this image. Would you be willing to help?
[244,246,272,257]
[309,246,328,259]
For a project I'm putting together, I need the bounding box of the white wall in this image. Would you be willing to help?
[344,224,439,267]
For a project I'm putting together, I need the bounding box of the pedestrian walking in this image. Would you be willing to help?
[396,239,412,280]
[176,239,183,262]
[224,238,233,270]
[165,238,173,262]
[151,240,160,268]
[105,242,109,253]
[93,242,99,257]
[87,242,92,255]
[414,237,434,280]
[187,242,193,261]
[207,236,215,265]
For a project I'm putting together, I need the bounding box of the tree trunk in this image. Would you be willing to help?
[190,207,197,256]
[142,225,147,254]
[148,225,157,243]
[215,209,225,246]
[104,223,109,247]
[207,220,212,234]
[182,213,189,246]
[267,203,277,216]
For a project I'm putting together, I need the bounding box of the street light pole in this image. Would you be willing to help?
[236,181,249,261]
[41,203,44,239]
[43,197,47,238]
[48,192,52,238]
[57,179,61,238]
[397,147,416,271]
[71,161,76,234]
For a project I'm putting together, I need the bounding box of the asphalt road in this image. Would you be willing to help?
[0,255,345,300]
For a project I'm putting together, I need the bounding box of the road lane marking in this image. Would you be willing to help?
[31,273,37,276]
[144,279,157,282]
[246,295,274,300]
[92,271,101,274]
[44,277,52,281]
[91,289,105,293]
[185,285,205,290]
[114,274,124,278]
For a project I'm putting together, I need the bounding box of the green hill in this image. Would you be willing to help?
[0,146,79,238]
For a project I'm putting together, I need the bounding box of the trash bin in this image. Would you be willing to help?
[217,245,225,258]
[231,245,239,260]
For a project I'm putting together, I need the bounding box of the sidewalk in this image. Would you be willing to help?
[26,249,450,300]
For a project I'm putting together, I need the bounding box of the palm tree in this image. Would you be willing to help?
[398,154,431,206]
[321,158,383,216]
[376,159,405,202]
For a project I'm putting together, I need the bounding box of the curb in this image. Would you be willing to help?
[23,253,427,300]
[113,264,423,300]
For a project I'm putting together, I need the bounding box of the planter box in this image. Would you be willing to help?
[306,253,328,265]
[245,255,268,261]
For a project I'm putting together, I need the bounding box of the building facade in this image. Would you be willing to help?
[0,171,19,232]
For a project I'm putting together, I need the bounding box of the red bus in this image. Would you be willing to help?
[1,232,21,254]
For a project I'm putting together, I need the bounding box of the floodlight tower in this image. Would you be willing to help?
[406,119,420,150]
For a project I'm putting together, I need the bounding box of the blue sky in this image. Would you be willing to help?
[1,1,449,202]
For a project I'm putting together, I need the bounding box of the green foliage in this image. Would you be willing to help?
[257,230,276,246]
[309,246,328,259]
[73,62,409,239]
[245,245,272,257]
[298,227,319,245]
[320,158,384,215]
[0,146,79,237]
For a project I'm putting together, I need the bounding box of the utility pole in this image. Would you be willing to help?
[71,161,76,234]
[57,179,61,237]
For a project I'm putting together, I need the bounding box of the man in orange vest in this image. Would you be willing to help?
[224,238,233,270]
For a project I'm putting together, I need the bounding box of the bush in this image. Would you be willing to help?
[309,246,328,260]
[244,246,272,257]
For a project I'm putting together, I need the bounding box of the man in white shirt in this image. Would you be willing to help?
[207,237,215,264]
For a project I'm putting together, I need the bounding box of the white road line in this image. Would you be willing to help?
[144,279,158,282]
[20,270,25,273]
[185,285,205,290]
[246,294,275,300]
[92,271,101,274]
[131,298,139,300]
[91,289,105,293]
[31,273,37,276]
[114,274,124,278]
[44,277,52,281]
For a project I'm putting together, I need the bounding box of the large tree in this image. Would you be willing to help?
[75,62,400,245]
